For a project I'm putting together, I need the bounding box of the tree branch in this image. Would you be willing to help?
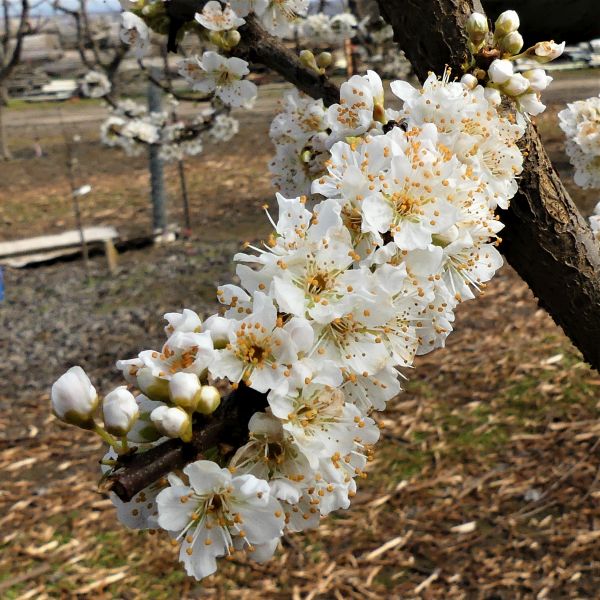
[376,0,600,370]
[0,0,29,86]
[233,15,340,107]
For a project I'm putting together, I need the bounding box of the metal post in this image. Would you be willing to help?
[147,73,168,236]
[177,159,192,237]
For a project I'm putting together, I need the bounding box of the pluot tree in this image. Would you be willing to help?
[51,0,600,581]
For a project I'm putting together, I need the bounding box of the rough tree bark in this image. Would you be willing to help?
[108,0,600,501]
[376,0,600,370]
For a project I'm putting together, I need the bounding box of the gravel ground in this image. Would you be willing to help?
[0,238,240,406]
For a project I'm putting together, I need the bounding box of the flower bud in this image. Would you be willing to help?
[499,31,523,55]
[522,69,552,92]
[102,386,139,436]
[466,12,488,44]
[433,224,460,246]
[460,73,478,90]
[51,366,99,428]
[528,40,565,63]
[203,314,230,349]
[137,367,170,402]
[494,10,519,36]
[169,372,201,410]
[484,86,502,106]
[196,385,221,415]
[488,59,513,84]
[150,405,191,440]
[518,92,546,116]
[502,73,530,96]
[316,51,332,69]
[299,50,320,74]
[225,29,241,48]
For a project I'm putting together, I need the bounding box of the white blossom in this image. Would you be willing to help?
[260,0,308,37]
[179,52,257,108]
[81,70,111,98]
[156,461,285,579]
[195,1,245,31]
[120,11,150,57]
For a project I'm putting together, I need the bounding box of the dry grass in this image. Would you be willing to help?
[2,267,599,598]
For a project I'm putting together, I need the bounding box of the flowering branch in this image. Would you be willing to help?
[377,0,600,370]
[163,0,340,106]
[106,384,268,502]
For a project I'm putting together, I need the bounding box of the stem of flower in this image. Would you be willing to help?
[93,424,120,449]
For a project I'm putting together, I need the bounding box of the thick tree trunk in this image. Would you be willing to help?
[376,0,600,370]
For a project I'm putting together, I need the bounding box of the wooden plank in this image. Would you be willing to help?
[0,227,118,259]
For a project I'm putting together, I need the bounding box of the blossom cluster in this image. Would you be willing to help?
[80,70,112,99]
[558,94,600,189]
[52,63,531,580]
[98,97,239,160]
[121,0,310,112]
[297,12,357,45]
[462,10,563,115]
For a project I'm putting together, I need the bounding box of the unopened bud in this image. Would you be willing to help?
[487,58,513,84]
[527,40,565,63]
[499,31,523,55]
[224,29,241,48]
[51,366,99,429]
[151,405,191,440]
[316,51,332,69]
[494,10,519,36]
[196,385,221,415]
[460,73,478,90]
[102,386,139,436]
[518,92,546,116]
[484,86,502,106]
[522,69,552,92]
[203,314,230,349]
[169,372,201,410]
[208,31,224,47]
[503,73,530,96]
[137,367,170,402]
[299,50,319,73]
[466,12,488,44]
[432,225,460,247]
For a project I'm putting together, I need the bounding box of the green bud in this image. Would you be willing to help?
[316,51,332,69]
[225,30,241,48]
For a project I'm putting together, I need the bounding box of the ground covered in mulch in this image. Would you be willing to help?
[1,73,599,598]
